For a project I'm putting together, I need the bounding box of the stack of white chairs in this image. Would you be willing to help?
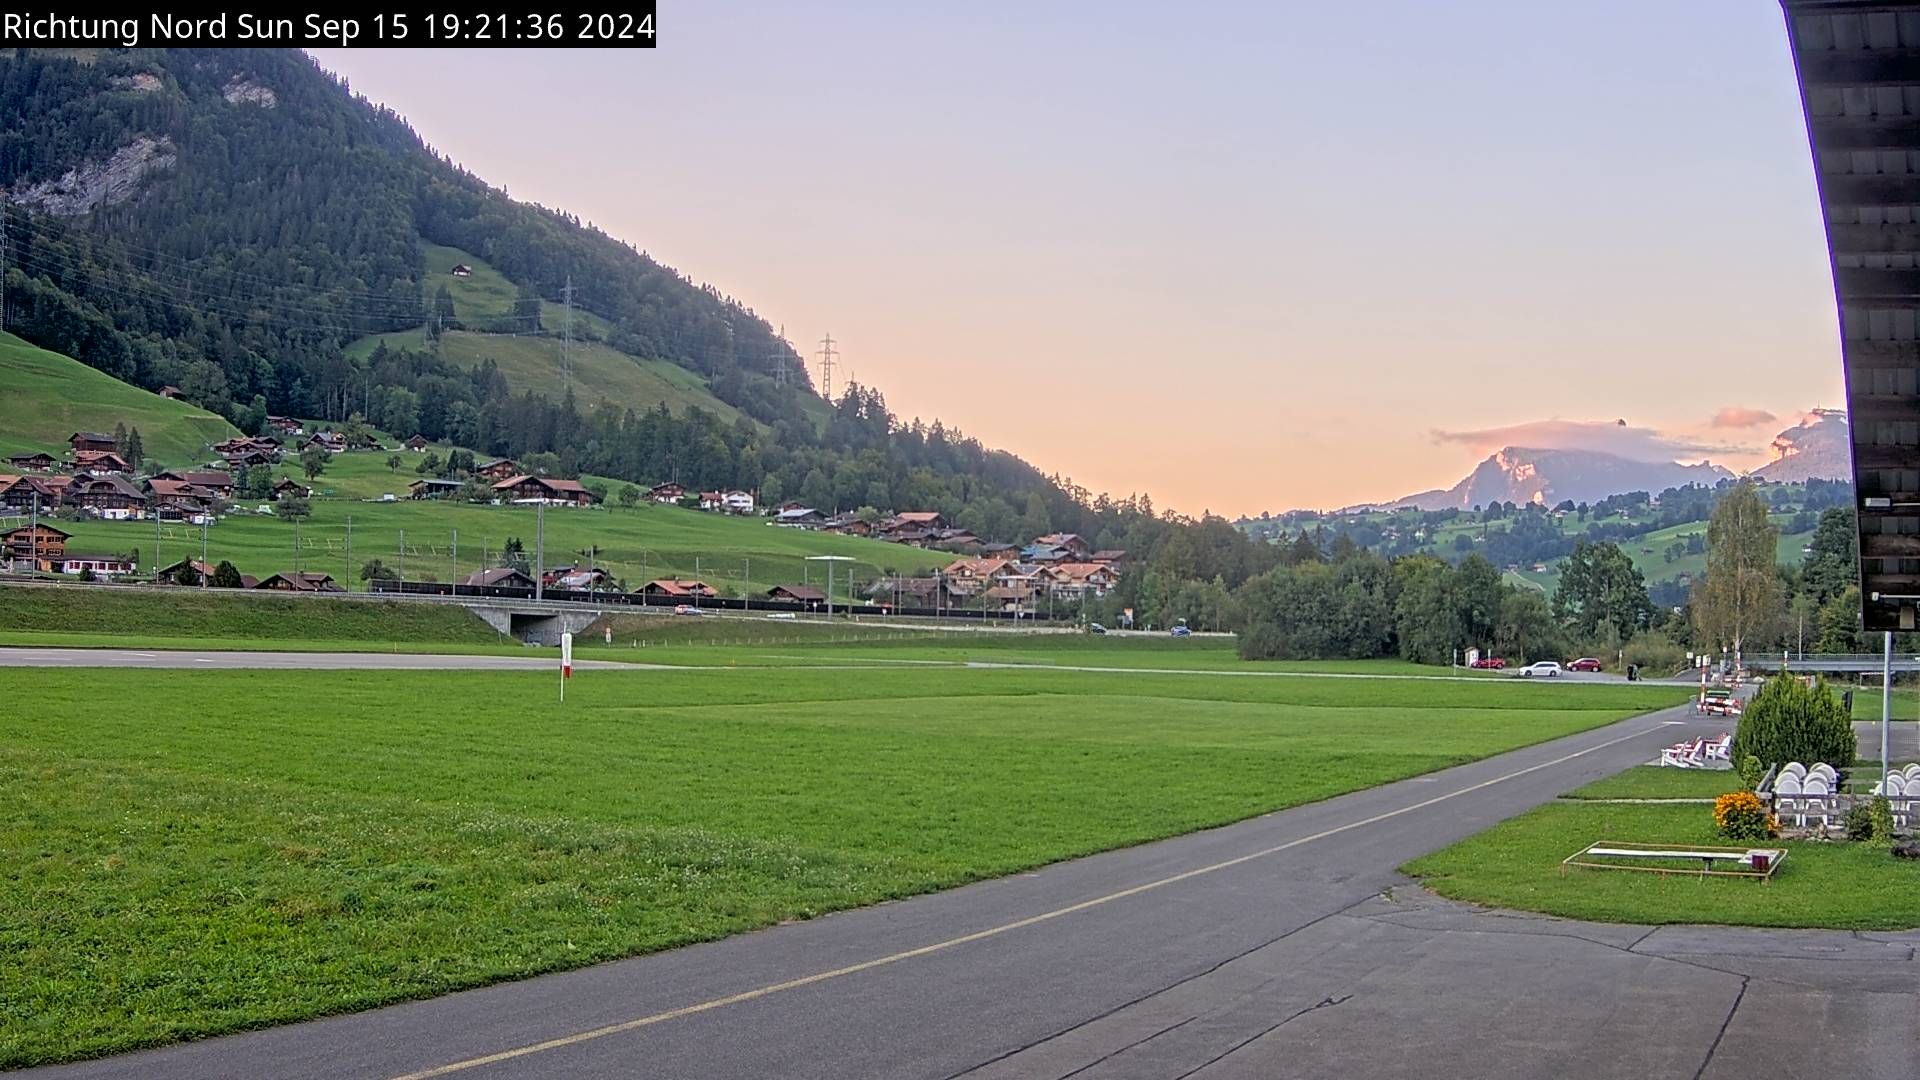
[1774,770,1803,825]
[1801,767,1835,829]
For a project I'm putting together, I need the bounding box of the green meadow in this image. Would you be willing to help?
[0,661,1683,1066]
[0,332,236,467]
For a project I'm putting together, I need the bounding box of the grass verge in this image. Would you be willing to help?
[0,665,1682,1066]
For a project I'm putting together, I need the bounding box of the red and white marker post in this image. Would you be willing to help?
[561,631,574,702]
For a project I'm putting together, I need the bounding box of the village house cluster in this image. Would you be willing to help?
[3,426,1129,612]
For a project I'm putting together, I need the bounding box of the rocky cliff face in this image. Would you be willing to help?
[6,135,176,215]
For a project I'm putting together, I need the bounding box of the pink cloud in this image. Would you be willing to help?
[1710,406,1778,429]
[1431,418,1748,463]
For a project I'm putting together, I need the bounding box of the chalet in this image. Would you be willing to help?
[778,500,810,513]
[492,475,597,506]
[1033,533,1092,560]
[639,578,718,599]
[153,558,217,585]
[266,416,304,436]
[254,571,344,593]
[461,567,536,590]
[60,552,135,578]
[213,436,280,456]
[887,511,949,532]
[1044,562,1120,598]
[409,478,464,500]
[67,473,147,520]
[222,449,277,470]
[647,482,686,504]
[68,431,117,455]
[146,478,214,512]
[271,478,311,501]
[978,542,1018,557]
[984,583,1041,613]
[865,576,962,609]
[300,431,348,454]
[0,475,64,512]
[153,503,216,526]
[1020,542,1075,563]
[822,514,873,537]
[700,489,754,514]
[451,264,473,277]
[3,522,69,568]
[1089,549,1128,567]
[476,457,520,481]
[928,528,982,553]
[774,507,826,529]
[72,450,132,473]
[7,452,56,472]
[942,557,1021,596]
[158,385,183,399]
[547,565,613,591]
[404,435,430,452]
[153,469,235,496]
[767,584,827,603]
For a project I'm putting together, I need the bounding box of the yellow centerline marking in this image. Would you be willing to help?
[389,721,1674,1079]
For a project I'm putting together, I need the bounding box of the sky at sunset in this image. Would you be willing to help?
[309,1,1848,517]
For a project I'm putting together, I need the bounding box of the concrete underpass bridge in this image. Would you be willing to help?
[456,599,604,644]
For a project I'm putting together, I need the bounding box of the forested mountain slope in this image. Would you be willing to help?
[0,47,1289,613]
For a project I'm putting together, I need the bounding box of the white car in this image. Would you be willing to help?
[1519,661,1562,678]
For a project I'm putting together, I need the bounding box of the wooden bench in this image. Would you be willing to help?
[1562,841,1785,880]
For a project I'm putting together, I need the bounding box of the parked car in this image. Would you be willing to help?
[673,605,708,616]
[1170,625,1192,637]
[765,612,797,620]
[1088,623,1107,635]
[1567,657,1604,672]
[1519,661,1562,678]
[1469,657,1506,669]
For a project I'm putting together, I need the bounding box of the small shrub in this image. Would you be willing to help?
[1869,796,1898,850]
[1714,790,1776,842]
[1730,676,1855,772]
[1846,801,1876,842]
[1737,754,1763,792]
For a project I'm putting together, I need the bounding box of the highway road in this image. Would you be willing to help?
[21,703,1916,1080]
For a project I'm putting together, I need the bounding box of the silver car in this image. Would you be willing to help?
[1519,661,1562,678]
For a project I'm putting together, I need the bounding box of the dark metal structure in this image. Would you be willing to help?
[1784,2,1920,629]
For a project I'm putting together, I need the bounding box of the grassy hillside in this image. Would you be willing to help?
[58,451,949,594]
[347,328,743,421]
[0,333,236,467]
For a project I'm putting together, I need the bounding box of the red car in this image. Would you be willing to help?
[1469,657,1506,669]
[1567,657,1604,672]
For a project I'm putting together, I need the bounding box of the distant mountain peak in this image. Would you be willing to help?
[1376,446,1733,512]
[1753,411,1851,482]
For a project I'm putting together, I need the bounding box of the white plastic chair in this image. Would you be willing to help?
[1809,762,1838,786]
[1705,733,1732,761]
[1661,738,1704,768]
[1802,776,1832,829]
[1780,762,1807,784]
[1902,763,1920,783]
[1775,774,1802,826]
[1888,775,1912,830]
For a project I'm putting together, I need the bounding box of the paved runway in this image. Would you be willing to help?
[0,647,650,670]
[24,704,1916,1080]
